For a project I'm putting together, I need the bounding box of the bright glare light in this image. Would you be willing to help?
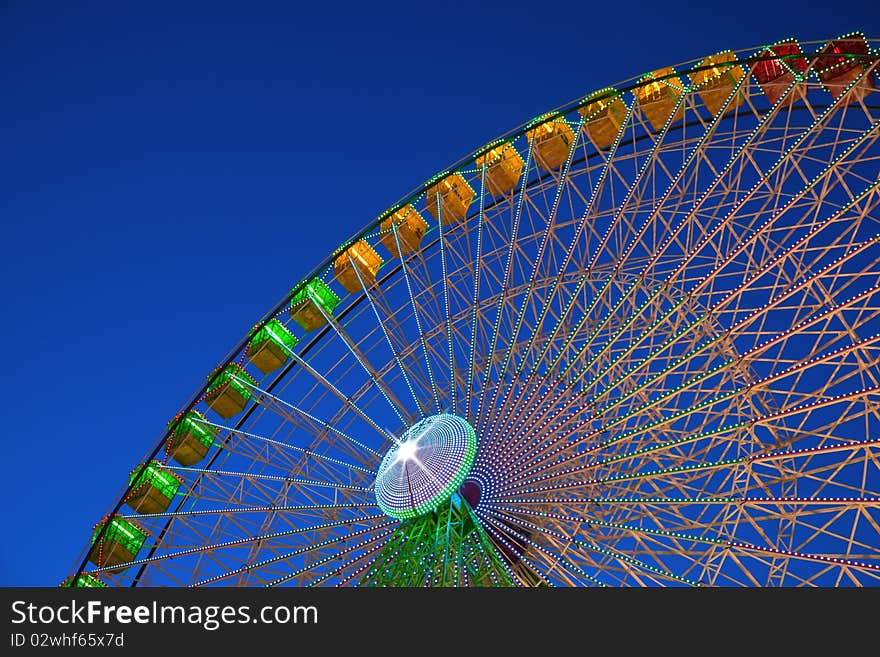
[375,414,477,520]
[395,439,418,463]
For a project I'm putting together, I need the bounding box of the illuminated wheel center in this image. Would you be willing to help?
[374,413,477,520]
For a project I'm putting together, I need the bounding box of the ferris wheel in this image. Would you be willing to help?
[66,33,880,587]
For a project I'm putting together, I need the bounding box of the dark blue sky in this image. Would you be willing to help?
[2,1,877,586]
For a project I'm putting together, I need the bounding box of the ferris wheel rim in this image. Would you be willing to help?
[71,32,880,586]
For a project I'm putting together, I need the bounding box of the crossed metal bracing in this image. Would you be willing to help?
[72,43,880,587]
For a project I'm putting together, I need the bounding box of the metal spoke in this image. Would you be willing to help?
[70,41,880,588]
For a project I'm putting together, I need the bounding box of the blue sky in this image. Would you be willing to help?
[1,1,878,586]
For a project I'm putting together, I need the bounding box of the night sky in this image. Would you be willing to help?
[2,0,878,585]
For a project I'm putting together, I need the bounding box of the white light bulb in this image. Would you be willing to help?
[396,439,419,463]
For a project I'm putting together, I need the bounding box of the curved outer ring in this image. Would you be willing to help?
[72,38,880,582]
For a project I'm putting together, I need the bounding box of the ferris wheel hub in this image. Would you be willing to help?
[374,413,477,520]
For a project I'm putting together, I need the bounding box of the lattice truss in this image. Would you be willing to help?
[70,37,880,587]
